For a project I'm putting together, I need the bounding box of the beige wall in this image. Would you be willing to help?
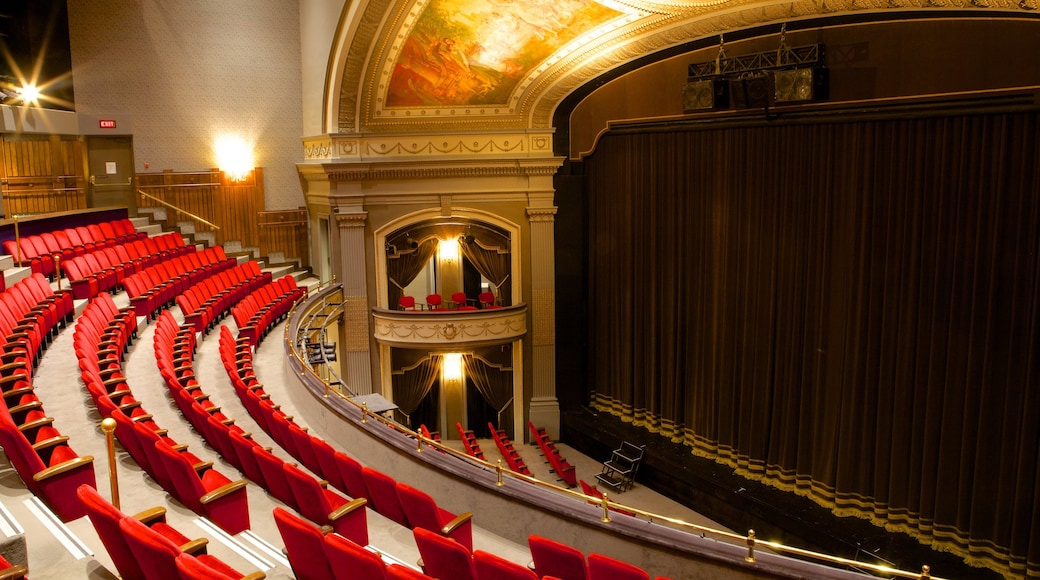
[67,0,305,210]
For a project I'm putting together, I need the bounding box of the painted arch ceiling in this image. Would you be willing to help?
[338,0,1035,134]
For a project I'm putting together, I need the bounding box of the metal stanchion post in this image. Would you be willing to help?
[101,417,119,509]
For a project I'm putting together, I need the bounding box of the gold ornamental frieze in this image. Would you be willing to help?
[372,304,527,348]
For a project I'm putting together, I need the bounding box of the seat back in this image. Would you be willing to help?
[119,516,184,580]
[395,482,448,535]
[473,550,538,580]
[361,467,410,527]
[324,531,389,580]
[77,484,149,580]
[398,295,416,310]
[334,451,370,501]
[273,507,335,580]
[587,553,650,580]
[413,527,477,580]
[529,535,589,580]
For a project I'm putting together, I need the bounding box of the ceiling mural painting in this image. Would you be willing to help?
[386,0,627,108]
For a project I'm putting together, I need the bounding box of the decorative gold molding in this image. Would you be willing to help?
[372,305,528,348]
[335,213,368,228]
[527,207,559,222]
[343,295,371,351]
[323,158,563,183]
[337,0,1040,132]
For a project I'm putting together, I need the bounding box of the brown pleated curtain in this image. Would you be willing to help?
[391,355,442,423]
[584,111,1040,578]
[463,354,513,430]
[387,239,438,308]
[461,239,511,305]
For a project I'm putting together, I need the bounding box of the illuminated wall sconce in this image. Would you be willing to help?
[215,134,254,182]
[442,353,464,381]
[438,237,459,263]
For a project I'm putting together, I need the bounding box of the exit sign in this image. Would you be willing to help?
[99,119,116,129]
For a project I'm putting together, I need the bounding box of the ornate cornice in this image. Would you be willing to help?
[527,207,559,222]
[322,158,564,183]
[335,212,368,228]
[372,305,528,348]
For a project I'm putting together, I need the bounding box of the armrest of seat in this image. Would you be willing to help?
[328,497,367,521]
[131,505,168,525]
[194,461,214,473]
[0,564,28,580]
[178,538,210,556]
[199,479,249,504]
[441,511,473,535]
[240,572,267,580]
[32,455,94,481]
[31,437,71,457]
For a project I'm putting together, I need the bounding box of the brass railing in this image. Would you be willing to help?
[285,285,943,580]
[136,189,221,230]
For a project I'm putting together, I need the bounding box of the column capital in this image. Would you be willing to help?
[335,211,368,228]
[526,207,558,222]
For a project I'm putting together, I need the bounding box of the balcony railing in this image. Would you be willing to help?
[371,304,526,348]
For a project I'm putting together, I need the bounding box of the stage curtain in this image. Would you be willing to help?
[585,110,1040,578]
[387,239,438,308]
[461,238,511,304]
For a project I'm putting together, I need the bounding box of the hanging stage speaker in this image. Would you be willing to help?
[774,67,829,103]
[682,79,729,111]
[729,74,771,109]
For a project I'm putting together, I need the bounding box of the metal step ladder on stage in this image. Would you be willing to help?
[595,441,645,493]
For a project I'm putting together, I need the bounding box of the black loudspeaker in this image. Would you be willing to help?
[774,67,829,102]
[682,79,729,111]
[729,75,771,109]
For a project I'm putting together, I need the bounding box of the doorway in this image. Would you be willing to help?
[86,136,136,213]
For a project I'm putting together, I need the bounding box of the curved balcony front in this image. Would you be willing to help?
[371,303,527,349]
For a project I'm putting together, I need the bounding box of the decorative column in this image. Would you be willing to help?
[335,211,374,395]
[527,205,560,440]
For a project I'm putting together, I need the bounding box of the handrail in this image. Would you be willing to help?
[284,285,945,580]
[135,189,221,230]
[296,281,350,396]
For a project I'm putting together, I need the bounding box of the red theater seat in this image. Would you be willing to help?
[396,481,473,552]
[273,507,334,580]
[587,553,650,580]
[529,535,589,580]
[413,527,477,580]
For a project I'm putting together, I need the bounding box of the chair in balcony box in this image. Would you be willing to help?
[425,293,444,310]
[587,553,650,580]
[478,291,501,309]
[396,481,473,551]
[450,292,477,311]
[529,535,588,580]
[283,462,369,546]
[413,527,477,580]
[273,507,335,580]
[398,295,417,311]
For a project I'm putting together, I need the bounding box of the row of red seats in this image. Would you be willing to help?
[123,247,239,319]
[229,276,305,344]
[77,484,264,580]
[489,422,532,476]
[75,294,250,535]
[0,273,73,369]
[0,273,93,522]
[219,321,480,576]
[175,262,272,334]
[456,421,487,460]
[2,218,145,279]
[215,324,372,543]
[274,507,427,580]
[529,421,577,488]
[148,310,253,535]
[64,232,190,299]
